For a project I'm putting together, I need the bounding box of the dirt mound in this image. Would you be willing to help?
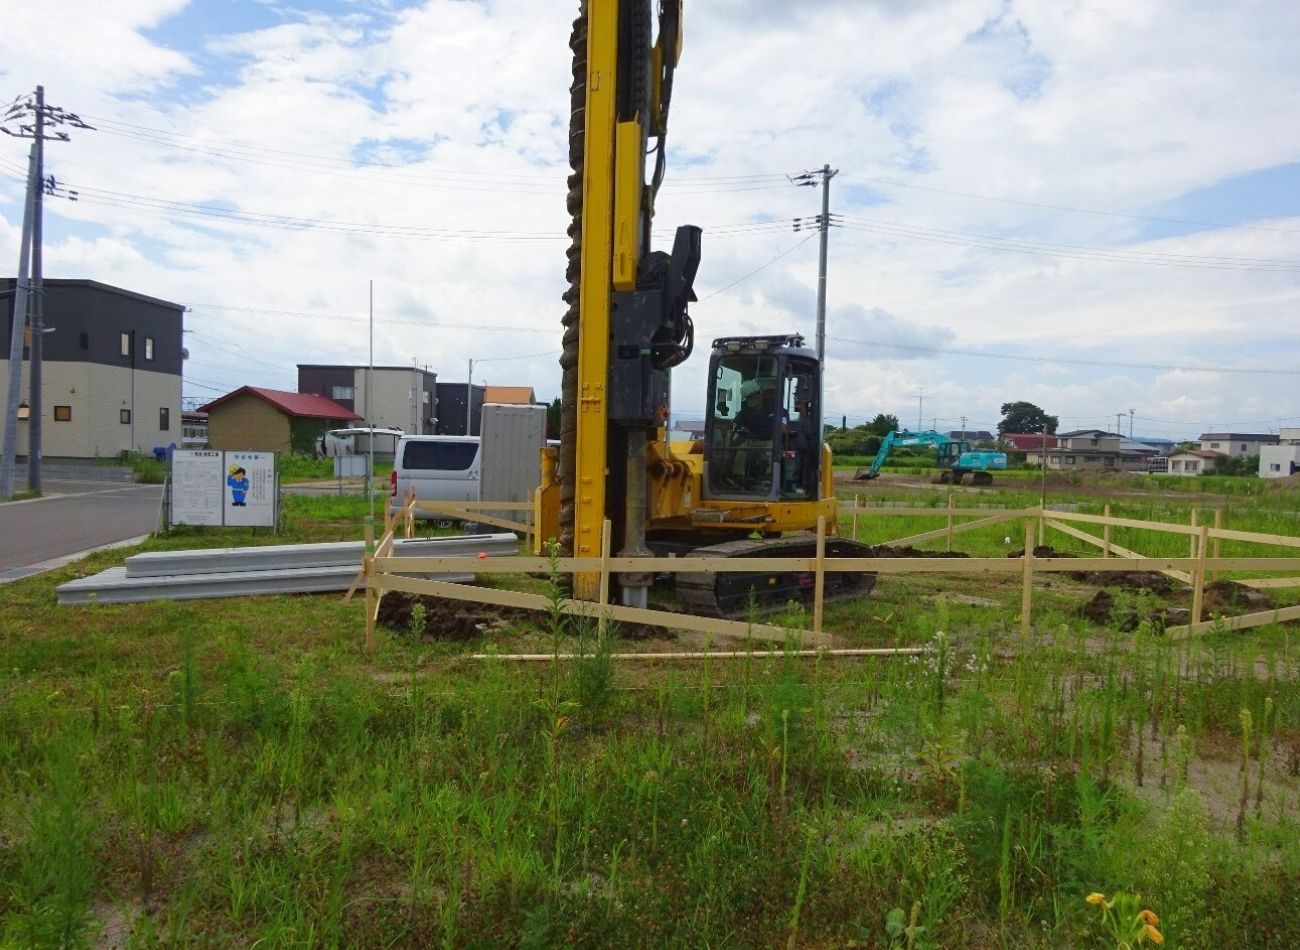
[873,545,969,559]
[377,592,674,642]
[1201,580,1274,613]
[378,593,534,641]
[1080,580,1274,631]
[1005,545,1074,559]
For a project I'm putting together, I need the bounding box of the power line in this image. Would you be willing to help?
[841,172,1300,235]
[699,234,817,300]
[836,215,1300,272]
[827,335,1300,376]
[187,303,554,334]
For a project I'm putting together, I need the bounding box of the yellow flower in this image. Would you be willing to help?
[1144,924,1165,945]
[1138,909,1160,926]
[1086,892,1106,906]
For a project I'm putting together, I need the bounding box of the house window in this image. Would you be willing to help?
[120,332,132,356]
[1065,455,1076,465]
[1050,455,1061,465]
[54,405,71,421]
[332,386,355,400]
[1271,463,1281,472]
[1209,442,1220,449]
[159,407,170,431]
[1103,456,1114,467]
[1171,461,1182,471]
[120,409,132,424]
[1240,443,1247,452]
[144,337,155,361]
[79,332,88,350]
[1187,461,1199,472]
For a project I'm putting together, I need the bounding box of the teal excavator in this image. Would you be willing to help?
[855,430,1008,486]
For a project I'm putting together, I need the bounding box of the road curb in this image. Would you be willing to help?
[0,535,150,586]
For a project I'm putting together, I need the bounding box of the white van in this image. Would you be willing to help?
[390,435,481,515]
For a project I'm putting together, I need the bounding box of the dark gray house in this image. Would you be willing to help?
[434,382,486,436]
[1,278,184,459]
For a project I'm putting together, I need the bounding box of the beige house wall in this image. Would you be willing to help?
[206,394,291,452]
[352,368,424,433]
[1200,437,1275,458]
[0,359,180,459]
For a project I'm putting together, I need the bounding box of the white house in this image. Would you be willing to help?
[1198,432,1277,458]
[1165,449,1225,477]
[1260,428,1300,478]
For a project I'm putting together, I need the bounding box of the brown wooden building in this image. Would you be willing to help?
[200,387,360,454]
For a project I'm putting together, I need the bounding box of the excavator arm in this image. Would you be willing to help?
[859,430,955,480]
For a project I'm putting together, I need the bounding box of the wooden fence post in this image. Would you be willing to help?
[1102,504,1111,558]
[813,515,826,636]
[364,516,376,651]
[1020,518,1034,640]
[1189,509,1198,559]
[852,494,860,542]
[598,518,612,639]
[946,492,955,552]
[1212,509,1223,582]
[1192,523,1209,624]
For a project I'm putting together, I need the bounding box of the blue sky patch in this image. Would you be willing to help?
[1135,162,1300,241]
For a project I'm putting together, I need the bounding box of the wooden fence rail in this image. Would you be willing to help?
[357,499,1300,651]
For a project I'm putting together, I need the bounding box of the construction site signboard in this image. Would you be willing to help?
[170,450,279,528]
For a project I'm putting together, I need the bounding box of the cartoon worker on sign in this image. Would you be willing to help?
[227,464,250,507]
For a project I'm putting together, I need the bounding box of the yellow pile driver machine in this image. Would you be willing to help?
[536,0,874,616]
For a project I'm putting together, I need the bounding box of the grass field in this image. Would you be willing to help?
[2,480,1299,946]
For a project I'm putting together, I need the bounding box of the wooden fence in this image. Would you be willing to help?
[356,494,1300,651]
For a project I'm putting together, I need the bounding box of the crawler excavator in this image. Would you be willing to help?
[536,0,874,617]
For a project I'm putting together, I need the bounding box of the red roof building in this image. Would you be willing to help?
[200,386,360,453]
[1002,432,1060,452]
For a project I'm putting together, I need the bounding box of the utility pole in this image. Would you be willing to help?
[960,415,967,439]
[368,279,374,521]
[0,144,36,501]
[917,389,923,433]
[1129,408,1135,438]
[29,86,44,491]
[791,165,839,364]
[2,86,93,494]
[1115,412,1122,435]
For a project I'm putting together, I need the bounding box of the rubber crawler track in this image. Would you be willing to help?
[675,535,877,619]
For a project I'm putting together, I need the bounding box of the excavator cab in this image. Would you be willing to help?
[704,334,821,501]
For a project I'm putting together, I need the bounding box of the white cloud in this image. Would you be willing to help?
[0,0,1296,437]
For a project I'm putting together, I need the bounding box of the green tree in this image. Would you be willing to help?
[545,397,561,440]
[997,401,1058,436]
[865,413,900,437]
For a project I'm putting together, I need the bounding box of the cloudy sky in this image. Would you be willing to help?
[2,0,1298,440]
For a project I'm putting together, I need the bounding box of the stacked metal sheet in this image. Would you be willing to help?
[56,534,519,605]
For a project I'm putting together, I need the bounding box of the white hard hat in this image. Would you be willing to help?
[740,380,761,398]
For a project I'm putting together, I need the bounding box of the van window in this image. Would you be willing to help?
[403,441,477,471]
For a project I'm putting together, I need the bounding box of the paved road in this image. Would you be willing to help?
[0,480,162,576]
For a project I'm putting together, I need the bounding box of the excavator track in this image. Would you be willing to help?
[675,535,877,619]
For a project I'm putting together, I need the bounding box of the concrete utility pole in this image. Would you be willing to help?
[1,86,93,493]
[917,389,924,433]
[29,86,45,491]
[960,415,967,438]
[1116,412,1122,435]
[367,279,375,521]
[792,165,839,364]
[0,145,37,501]
[1129,408,1135,438]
